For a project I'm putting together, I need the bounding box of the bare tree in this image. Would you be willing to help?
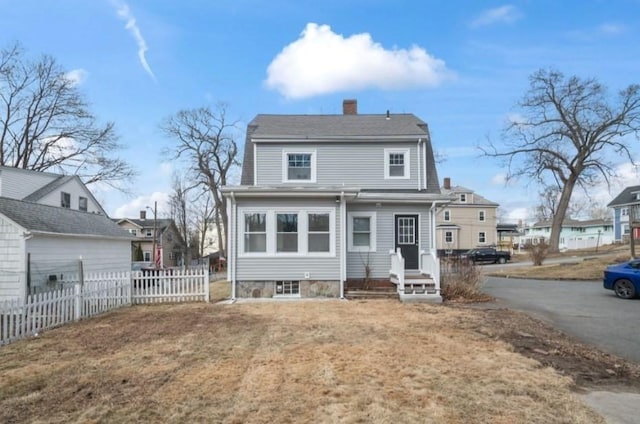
[483,69,640,252]
[193,191,217,258]
[0,42,134,189]
[532,185,582,222]
[168,174,191,264]
[160,103,240,257]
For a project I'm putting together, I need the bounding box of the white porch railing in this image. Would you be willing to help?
[389,248,405,294]
[421,250,440,293]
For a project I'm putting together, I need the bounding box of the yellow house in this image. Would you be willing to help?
[436,178,499,255]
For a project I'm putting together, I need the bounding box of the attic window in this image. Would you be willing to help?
[459,193,467,203]
[61,192,71,208]
[79,196,88,212]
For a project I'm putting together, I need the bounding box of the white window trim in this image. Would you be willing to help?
[443,209,451,222]
[478,210,486,222]
[282,150,317,183]
[444,231,454,244]
[242,211,268,255]
[384,148,410,179]
[238,208,335,258]
[348,211,377,252]
[459,193,467,203]
[478,231,487,244]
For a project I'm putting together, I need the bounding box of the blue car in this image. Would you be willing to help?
[603,260,640,299]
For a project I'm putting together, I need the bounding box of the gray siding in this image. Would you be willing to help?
[346,204,432,279]
[234,197,341,281]
[255,142,420,189]
[0,215,25,300]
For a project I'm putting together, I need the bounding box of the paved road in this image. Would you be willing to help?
[482,276,640,363]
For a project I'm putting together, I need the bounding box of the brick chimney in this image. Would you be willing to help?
[343,99,357,115]
[443,177,451,190]
[140,210,146,220]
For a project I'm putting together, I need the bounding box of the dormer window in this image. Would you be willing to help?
[283,150,316,182]
[384,149,410,179]
[459,193,467,203]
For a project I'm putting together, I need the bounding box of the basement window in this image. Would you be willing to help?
[275,280,300,296]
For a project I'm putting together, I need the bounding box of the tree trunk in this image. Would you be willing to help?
[548,178,578,253]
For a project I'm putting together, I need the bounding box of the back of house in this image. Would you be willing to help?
[223,99,450,302]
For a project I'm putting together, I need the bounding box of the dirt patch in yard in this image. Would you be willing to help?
[455,304,640,393]
[1,300,637,423]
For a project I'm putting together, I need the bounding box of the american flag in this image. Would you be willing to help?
[155,245,162,268]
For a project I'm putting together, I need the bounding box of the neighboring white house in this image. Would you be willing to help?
[0,166,106,214]
[0,197,132,302]
[222,99,450,302]
[522,218,613,250]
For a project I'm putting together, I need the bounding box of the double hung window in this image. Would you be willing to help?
[308,213,330,252]
[348,212,376,252]
[244,213,267,252]
[283,151,316,182]
[277,213,298,252]
[384,149,409,179]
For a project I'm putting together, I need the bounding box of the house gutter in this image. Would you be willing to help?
[340,191,346,299]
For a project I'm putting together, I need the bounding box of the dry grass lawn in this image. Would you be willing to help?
[0,300,607,423]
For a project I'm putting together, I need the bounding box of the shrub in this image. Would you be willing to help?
[441,259,492,302]
[527,239,549,266]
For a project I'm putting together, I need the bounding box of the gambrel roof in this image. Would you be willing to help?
[240,112,441,193]
[0,197,131,238]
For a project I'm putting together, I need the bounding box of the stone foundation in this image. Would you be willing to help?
[235,280,340,298]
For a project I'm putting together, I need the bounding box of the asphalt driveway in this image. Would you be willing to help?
[482,276,640,363]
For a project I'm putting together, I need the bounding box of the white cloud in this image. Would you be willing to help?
[265,23,453,99]
[491,173,507,185]
[471,5,522,28]
[598,23,626,36]
[112,0,157,82]
[64,69,88,86]
[113,192,170,219]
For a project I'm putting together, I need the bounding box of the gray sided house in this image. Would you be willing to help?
[222,100,450,302]
[0,197,132,302]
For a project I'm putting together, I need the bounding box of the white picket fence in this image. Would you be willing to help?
[0,268,208,345]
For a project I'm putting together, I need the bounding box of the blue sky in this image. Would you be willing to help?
[2,0,640,222]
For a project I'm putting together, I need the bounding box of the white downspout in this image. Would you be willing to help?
[340,191,346,299]
[230,192,237,301]
[422,139,427,190]
[417,138,422,191]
